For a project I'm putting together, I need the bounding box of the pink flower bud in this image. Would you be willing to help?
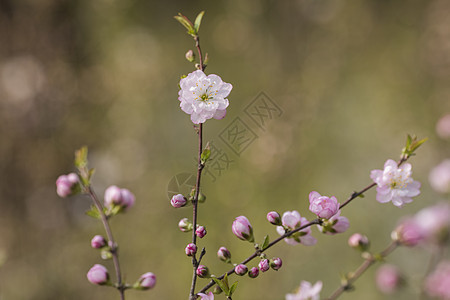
[196,265,209,278]
[104,186,135,210]
[270,257,282,271]
[376,264,402,294]
[195,226,207,238]
[56,173,79,198]
[234,264,248,276]
[185,243,197,256]
[267,211,282,225]
[232,216,254,242]
[258,259,270,272]
[178,218,192,232]
[248,267,259,278]
[348,233,370,251]
[185,50,195,62]
[136,272,156,290]
[87,264,109,285]
[217,247,231,262]
[392,218,424,246]
[171,194,187,208]
[309,191,340,219]
[91,235,107,249]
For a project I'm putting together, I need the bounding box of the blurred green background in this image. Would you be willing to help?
[1,0,449,299]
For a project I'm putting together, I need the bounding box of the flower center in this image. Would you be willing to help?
[389,171,408,189]
[200,94,210,101]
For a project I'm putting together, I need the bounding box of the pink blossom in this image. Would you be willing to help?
[259,259,270,272]
[286,281,322,300]
[436,114,450,139]
[308,191,339,219]
[232,216,254,242]
[178,70,232,124]
[87,264,109,285]
[318,211,350,235]
[198,292,214,300]
[414,202,450,245]
[171,194,187,208]
[370,159,421,207]
[136,272,156,290]
[104,185,135,210]
[276,211,317,246]
[91,235,107,249]
[429,160,450,194]
[376,264,402,294]
[56,173,79,197]
[425,261,450,299]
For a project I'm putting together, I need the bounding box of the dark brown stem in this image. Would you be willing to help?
[326,241,399,300]
[87,187,125,300]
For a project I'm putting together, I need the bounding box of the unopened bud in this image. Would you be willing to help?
[196,226,207,238]
[217,247,231,262]
[258,259,270,272]
[87,264,109,285]
[91,235,107,249]
[267,211,282,225]
[198,192,206,203]
[270,257,282,271]
[178,218,193,232]
[134,272,156,290]
[235,264,248,276]
[185,243,197,256]
[248,267,259,278]
[171,194,187,208]
[196,265,209,278]
[56,173,79,198]
[348,233,370,251]
[185,50,195,62]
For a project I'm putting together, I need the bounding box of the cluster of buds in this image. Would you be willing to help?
[56,173,80,198]
[104,185,135,212]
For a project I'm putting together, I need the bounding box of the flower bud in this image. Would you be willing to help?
[56,173,79,198]
[232,216,254,243]
[270,257,282,271]
[213,285,223,294]
[120,188,135,209]
[91,235,107,249]
[248,267,259,278]
[198,192,206,203]
[266,211,281,225]
[376,264,402,294]
[135,272,156,290]
[217,247,231,262]
[171,194,187,208]
[196,226,207,238]
[104,185,135,211]
[185,50,195,62]
[392,218,424,246]
[234,264,248,276]
[198,292,215,300]
[178,218,193,232]
[185,243,197,256]
[87,264,109,285]
[258,259,270,272]
[196,265,209,278]
[348,233,370,251]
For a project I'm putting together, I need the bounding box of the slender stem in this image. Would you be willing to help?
[326,241,399,300]
[87,187,125,300]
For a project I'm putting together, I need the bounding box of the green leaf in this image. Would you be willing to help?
[85,205,101,219]
[201,142,211,164]
[212,277,229,294]
[229,281,238,296]
[260,235,270,250]
[174,14,193,31]
[74,146,88,169]
[194,11,205,33]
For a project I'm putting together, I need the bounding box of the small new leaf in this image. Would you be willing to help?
[85,205,101,219]
[212,277,229,294]
[200,142,211,165]
[229,281,238,296]
[74,146,88,169]
[401,134,427,159]
[260,235,270,250]
[194,11,205,33]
